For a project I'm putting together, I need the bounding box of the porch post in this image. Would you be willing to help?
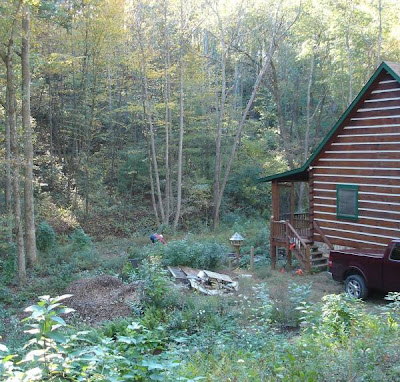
[290,181,295,226]
[270,180,279,270]
[271,181,279,220]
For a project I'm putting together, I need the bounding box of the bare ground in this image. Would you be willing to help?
[65,275,139,325]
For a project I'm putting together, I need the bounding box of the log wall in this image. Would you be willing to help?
[311,71,400,248]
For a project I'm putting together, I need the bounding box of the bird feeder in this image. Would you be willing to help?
[230,232,244,266]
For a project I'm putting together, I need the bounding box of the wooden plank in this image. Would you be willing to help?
[336,134,400,143]
[314,220,400,239]
[342,126,400,135]
[330,143,400,151]
[314,203,400,220]
[314,167,400,176]
[314,175,400,186]
[314,234,386,249]
[322,152,400,160]
[180,266,201,278]
[362,99,400,108]
[200,270,233,283]
[314,217,400,234]
[313,211,400,229]
[350,116,400,125]
[366,90,400,100]
[318,231,391,246]
[315,159,400,168]
[354,108,400,118]
[370,81,400,91]
[313,198,400,212]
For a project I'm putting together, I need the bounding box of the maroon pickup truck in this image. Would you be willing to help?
[329,240,400,299]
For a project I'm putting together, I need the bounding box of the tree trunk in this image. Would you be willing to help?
[1,0,25,282]
[107,62,115,183]
[377,0,382,66]
[174,0,185,230]
[212,3,228,230]
[6,55,26,282]
[148,146,160,227]
[213,38,278,229]
[269,61,296,169]
[163,0,171,224]
[5,87,12,217]
[139,39,166,224]
[22,5,37,265]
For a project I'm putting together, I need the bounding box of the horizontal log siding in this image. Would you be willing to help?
[312,70,400,249]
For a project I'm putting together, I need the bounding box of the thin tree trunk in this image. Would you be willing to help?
[163,0,171,224]
[148,146,160,226]
[138,39,166,223]
[48,80,54,187]
[6,55,26,282]
[107,62,115,183]
[298,52,315,211]
[213,38,278,229]
[22,5,37,265]
[304,53,315,162]
[1,0,25,281]
[270,61,296,169]
[212,5,227,228]
[174,0,184,230]
[5,87,12,216]
[345,19,353,104]
[377,0,382,66]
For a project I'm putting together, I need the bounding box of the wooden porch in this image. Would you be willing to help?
[269,180,331,272]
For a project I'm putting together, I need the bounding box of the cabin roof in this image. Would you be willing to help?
[259,61,400,183]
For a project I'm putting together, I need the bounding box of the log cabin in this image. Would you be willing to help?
[260,61,400,272]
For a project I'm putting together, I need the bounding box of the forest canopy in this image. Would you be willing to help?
[1,0,400,279]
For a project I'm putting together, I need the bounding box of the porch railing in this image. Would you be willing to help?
[286,221,310,272]
[272,213,311,241]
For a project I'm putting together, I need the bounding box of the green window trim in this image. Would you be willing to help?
[336,184,359,220]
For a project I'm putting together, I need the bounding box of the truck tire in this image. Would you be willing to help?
[345,274,368,299]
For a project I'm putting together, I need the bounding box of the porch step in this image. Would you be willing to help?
[310,243,328,271]
[311,262,329,270]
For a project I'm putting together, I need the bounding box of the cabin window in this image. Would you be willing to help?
[390,244,400,261]
[336,185,358,220]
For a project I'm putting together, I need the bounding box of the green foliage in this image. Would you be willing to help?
[0,250,16,286]
[0,295,178,381]
[252,281,312,328]
[128,257,170,309]
[69,227,92,250]
[3,283,400,382]
[36,221,57,253]
[142,238,228,270]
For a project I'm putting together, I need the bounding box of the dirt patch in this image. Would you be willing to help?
[66,275,139,324]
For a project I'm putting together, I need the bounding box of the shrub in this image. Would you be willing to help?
[69,227,92,249]
[0,295,177,381]
[253,281,312,328]
[128,257,170,309]
[144,238,228,270]
[36,221,56,253]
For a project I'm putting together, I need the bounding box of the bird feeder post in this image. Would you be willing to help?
[230,232,244,267]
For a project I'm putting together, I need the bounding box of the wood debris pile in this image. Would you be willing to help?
[167,266,238,295]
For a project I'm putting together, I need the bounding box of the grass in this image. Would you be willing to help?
[3,227,399,381]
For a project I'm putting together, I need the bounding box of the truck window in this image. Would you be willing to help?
[390,244,400,261]
[336,185,358,220]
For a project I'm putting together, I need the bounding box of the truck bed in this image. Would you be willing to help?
[329,240,400,296]
[329,248,384,288]
[332,248,384,258]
